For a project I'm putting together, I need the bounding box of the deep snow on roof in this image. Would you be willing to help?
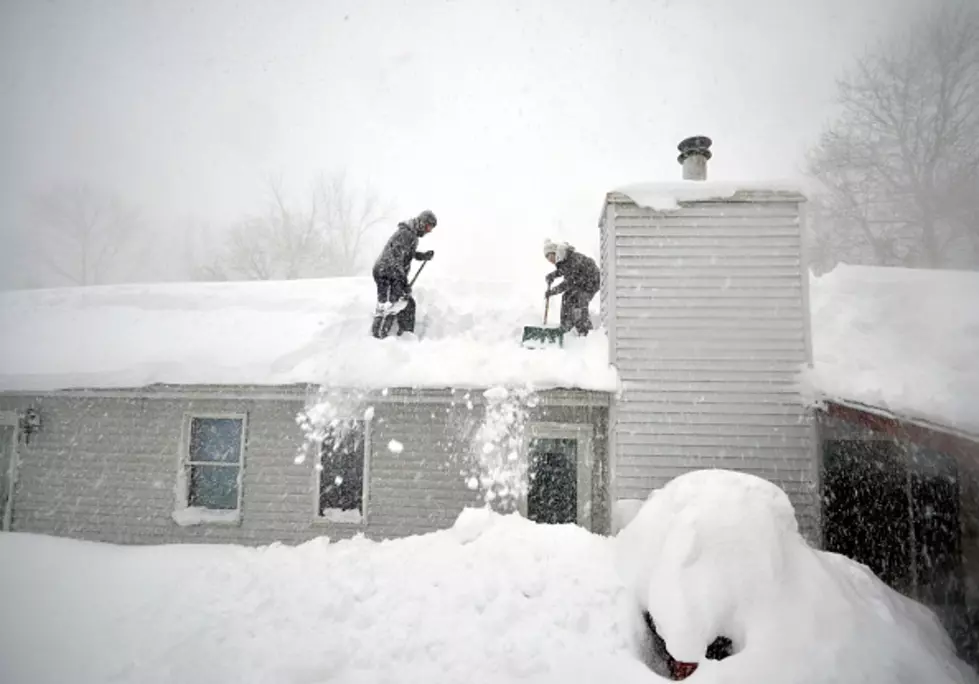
[0,277,618,393]
[2,265,975,434]
[807,264,979,435]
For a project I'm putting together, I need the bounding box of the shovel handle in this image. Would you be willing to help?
[543,293,550,324]
[409,259,428,287]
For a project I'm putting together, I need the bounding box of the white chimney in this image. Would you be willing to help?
[677,135,712,181]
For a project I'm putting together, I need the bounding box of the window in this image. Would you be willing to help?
[317,419,367,524]
[173,414,246,526]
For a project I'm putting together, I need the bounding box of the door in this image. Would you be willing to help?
[522,424,593,528]
[822,439,913,593]
[528,437,578,524]
[908,445,961,607]
[0,417,17,531]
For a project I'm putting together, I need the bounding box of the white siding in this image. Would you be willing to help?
[604,191,819,539]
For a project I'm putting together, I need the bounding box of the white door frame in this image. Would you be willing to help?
[0,411,20,531]
[520,422,594,529]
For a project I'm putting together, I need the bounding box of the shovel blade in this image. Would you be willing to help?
[521,325,564,348]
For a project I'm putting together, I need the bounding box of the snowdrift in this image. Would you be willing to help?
[0,277,617,392]
[1,470,974,684]
[617,469,977,683]
[807,264,979,434]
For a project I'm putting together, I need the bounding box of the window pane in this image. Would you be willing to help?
[319,422,365,514]
[189,464,239,510]
[190,418,243,463]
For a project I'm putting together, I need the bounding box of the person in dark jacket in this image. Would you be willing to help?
[371,210,436,338]
[543,239,600,336]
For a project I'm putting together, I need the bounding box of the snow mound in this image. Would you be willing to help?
[0,512,644,684]
[0,277,618,393]
[807,264,979,434]
[617,469,977,683]
[1,473,975,683]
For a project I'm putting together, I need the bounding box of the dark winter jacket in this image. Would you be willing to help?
[548,248,600,296]
[373,218,428,280]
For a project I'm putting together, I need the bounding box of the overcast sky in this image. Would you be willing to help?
[0,0,929,289]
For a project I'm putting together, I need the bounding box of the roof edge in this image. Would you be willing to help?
[818,398,979,446]
[0,383,612,406]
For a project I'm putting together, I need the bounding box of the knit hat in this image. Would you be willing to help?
[544,239,571,262]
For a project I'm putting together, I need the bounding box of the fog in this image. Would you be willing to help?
[0,0,930,289]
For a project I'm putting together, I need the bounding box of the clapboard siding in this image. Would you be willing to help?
[600,203,613,331]
[0,390,609,545]
[602,190,818,541]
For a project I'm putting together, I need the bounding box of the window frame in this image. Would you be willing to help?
[173,412,247,526]
[0,411,20,532]
[519,422,594,530]
[311,415,371,526]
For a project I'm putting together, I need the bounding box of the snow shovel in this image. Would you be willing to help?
[371,260,430,339]
[521,293,564,348]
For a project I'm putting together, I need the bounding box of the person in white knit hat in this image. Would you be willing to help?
[542,238,600,335]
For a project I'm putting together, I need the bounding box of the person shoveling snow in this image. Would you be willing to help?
[371,209,437,339]
[543,238,600,336]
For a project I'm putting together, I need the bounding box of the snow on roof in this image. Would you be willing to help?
[0,277,619,393]
[808,264,979,436]
[611,179,809,212]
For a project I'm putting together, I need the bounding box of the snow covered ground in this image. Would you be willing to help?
[1,470,975,684]
[0,276,618,393]
[807,264,979,435]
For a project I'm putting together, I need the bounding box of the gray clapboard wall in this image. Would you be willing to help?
[0,386,609,545]
[600,189,819,539]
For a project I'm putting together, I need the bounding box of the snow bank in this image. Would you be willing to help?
[2,471,976,683]
[614,179,806,211]
[0,277,618,393]
[0,513,644,684]
[807,264,979,435]
[617,469,977,683]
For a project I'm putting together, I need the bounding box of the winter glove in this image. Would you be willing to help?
[545,288,556,298]
[419,250,434,261]
[545,272,556,285]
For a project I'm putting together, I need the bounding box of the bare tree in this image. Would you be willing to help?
[201,171,389,281]
[30,182,145,286]
[806,0,979,270]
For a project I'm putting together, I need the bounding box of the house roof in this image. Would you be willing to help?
[608,179,809,212]
[807,264,979,437]
[0,277,619,393]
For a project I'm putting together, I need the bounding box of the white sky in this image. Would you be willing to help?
[0,0,929,288]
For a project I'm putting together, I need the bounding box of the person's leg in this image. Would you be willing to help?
[397,296,416,334]
[573,289,596,335]
[374,273,388,303]
[388,277,407,303]
[559,292,573,332]
[371,274,387,338]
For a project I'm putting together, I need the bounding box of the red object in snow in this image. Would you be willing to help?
[670,660,699,680]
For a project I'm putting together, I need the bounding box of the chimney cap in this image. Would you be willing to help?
[677,135,713,164]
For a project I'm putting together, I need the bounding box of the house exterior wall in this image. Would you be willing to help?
[0,388,609,546]
[600,190,819,540]
[818,402,979,667]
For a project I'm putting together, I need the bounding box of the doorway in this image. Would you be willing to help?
[821,438,961,600]
[521,424,592,529]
